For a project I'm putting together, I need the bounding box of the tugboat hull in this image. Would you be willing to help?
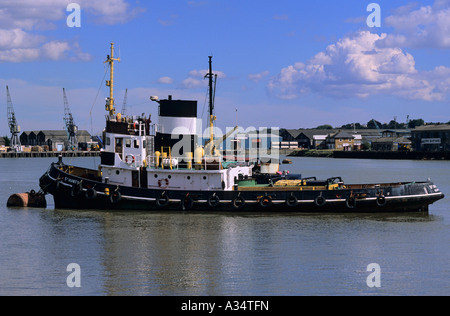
[40,162,444,213]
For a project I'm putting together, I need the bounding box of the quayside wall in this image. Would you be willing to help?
[0,151,100,159]
[333,150,450,160]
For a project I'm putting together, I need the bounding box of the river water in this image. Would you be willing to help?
[0,156,448,296]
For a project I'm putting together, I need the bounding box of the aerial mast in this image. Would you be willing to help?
[205,56,217,154]
[6,86,22,152]
[105,42,120,118]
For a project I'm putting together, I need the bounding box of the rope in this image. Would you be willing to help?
[90,66,108,135]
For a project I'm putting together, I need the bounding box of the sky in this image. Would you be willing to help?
[1,0,450,137]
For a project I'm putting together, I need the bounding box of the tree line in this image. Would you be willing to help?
[315,118,450,130]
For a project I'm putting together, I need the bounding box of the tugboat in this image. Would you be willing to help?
[39,43,444,212]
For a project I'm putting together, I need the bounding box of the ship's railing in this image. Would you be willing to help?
[145,155,253,170]
[145,155,225,170]
[121,153,252,170]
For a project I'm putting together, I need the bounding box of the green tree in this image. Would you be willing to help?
[3,136,10,146]
[316,124,333,129]
[408,119,424,128]
[367,119,382,130]
[340,123,364,129]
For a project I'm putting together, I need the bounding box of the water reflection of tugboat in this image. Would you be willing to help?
[39,43,444,212]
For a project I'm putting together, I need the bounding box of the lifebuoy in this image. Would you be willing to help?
[286,194,298,207]
[181,194,194,211]
[110,189,122,204]
[259,195,272,207]
[158,178,169,189]
[125,154,135,165]
[376,195,387,207]
[314,195,326,207]
[346,196,356,209]
[207,194,220,208]
[232,195,245,209]
[85,187,97,200]
[156,192,169,207]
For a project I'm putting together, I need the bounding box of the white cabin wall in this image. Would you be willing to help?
[147,170,223,191]
[102,166,133,186]
[224,166,253,190]
[104,132,147,167]
[145,166,253,191]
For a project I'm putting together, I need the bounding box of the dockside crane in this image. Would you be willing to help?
[371,119,382,135]
[63,88,78,150]
[6,86,22,152]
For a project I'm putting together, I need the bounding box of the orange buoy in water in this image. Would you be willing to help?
[7,190,46,208]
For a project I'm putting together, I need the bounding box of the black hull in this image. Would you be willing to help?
[40,163,444,213]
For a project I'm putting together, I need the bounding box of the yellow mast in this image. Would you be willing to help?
[105,42,120,117]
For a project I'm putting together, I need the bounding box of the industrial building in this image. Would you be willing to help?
[411,124,450,152]
[371,130,411,151]
[20,130,91,151]
[325,131,356,151]
[280,129,379,150]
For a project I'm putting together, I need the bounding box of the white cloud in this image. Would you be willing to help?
[268,31,450,101]
[0,40,88,63]
[0,0,65,30]
[0,29,45,49]
[0,0,144,27]
[380,1,450,49]
[156,76,174,84]
[248,70,269,83]
[181,77,205,89]
[0,0,144,62]
[80,0,146,24]
[188,69,226,79]
[180,69,227,89]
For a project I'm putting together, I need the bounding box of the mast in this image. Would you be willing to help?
[105,42,120,117]
[205,56,217,152]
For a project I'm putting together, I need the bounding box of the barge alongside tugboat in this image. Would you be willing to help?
[38,44,444,213]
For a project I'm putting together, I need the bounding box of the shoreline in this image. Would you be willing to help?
[0,151,100,159]
[2,149,449,160]
[289,149,450,160]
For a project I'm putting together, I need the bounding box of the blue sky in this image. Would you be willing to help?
[1,0,450,137]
